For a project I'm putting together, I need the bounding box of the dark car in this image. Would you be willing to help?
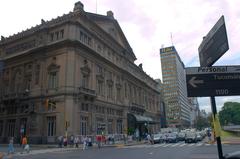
[166,133,178,143]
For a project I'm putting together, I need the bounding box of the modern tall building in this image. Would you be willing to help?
[0,1,162,144]
[188,97,200,127]
[160,46,191,128]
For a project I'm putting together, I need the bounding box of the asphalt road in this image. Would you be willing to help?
[5,142,240,159]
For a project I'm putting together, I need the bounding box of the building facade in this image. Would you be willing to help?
[160,46,191,128]
[0,2,162,144]
[189,97,200,127]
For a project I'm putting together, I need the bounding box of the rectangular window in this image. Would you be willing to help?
[107,85,113,99]
[55,32,59,40]
[35,64,40,85]
[80,116,88,135]
[0,120,3,136]
[80,31,84,41]
[50,33,54,41]
[116,120,123,134]
[7,119,15,137]
[117,87,121,102]
[60,30,64,38]
[82,75,89,88]
[81,103,89,112]
[48,71,58,89]
[97,80,103,96]
[124,83,127,98]
[107,119,113,134]
[47,116,56,136]
[96,118,104,135]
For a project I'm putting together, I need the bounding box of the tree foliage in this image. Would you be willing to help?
[194,115,210,130]
[219,102,240,125]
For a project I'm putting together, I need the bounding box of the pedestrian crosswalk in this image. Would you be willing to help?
[120,142,215,149]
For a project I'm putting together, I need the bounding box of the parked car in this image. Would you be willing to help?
[177,132,186,141]
[185,132,197,143]
[196,132,203,141]
[166,133,178,143]
[153,133,165,144]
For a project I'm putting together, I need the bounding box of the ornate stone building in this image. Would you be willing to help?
[0,2,161,144]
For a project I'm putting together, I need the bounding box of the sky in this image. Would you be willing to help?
[1,0,240,113]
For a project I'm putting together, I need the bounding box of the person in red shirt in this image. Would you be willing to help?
[96,135,101,148]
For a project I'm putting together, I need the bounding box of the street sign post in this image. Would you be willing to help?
[198,15,229,67]
[197,15,229,159]
[186,66,240,97]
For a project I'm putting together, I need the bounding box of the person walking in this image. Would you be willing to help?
[74,136,79,148]
[7,137,14,155]
[147,134,153,144]
[70,135,74,148]
[63,136,68,147]
[96,135,101,148]
[82,136,88,150]
[58,136,63,148]
[21,136,29,153]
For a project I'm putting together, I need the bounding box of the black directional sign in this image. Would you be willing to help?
[198,15,229,67]
[186,66,240,97]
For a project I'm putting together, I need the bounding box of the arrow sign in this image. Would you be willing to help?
[189,77,204,88]
[186,66,240,97]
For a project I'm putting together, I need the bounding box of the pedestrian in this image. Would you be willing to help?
[88,137,92,147]
[7,137,14,155]
[58,136,63,148]
[63,136,68,147]
[207,129,212,142]
[74,136,79,148]
[147,134,153,144]
[96,135,101,148]
[21,136,27,153]
[70,135,74,147]
[82,136,88,150]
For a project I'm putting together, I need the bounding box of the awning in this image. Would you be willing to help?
[129,114,158,124]
[134,114,153,123]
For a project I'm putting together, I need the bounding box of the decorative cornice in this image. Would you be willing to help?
[0,11,83,45]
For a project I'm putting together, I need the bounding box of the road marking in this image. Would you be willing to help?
[171,143,180,147]
[162,144,171,147]
[179,143,187,147]
[196,143,203,146]
[153,144,161,147]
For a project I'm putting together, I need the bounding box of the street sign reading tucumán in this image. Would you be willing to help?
[186,66,240,97]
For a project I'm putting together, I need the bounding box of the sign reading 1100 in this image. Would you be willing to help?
[186,66,240,97]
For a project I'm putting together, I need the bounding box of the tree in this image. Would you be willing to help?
[219,102,240,125]
[194,115,210,130]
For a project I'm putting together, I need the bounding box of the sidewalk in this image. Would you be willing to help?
[0,140,146,158]
[221,137,240,145]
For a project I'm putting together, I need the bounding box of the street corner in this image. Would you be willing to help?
[115,144,125,148]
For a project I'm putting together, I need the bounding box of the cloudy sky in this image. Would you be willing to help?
[1,0,240,112]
